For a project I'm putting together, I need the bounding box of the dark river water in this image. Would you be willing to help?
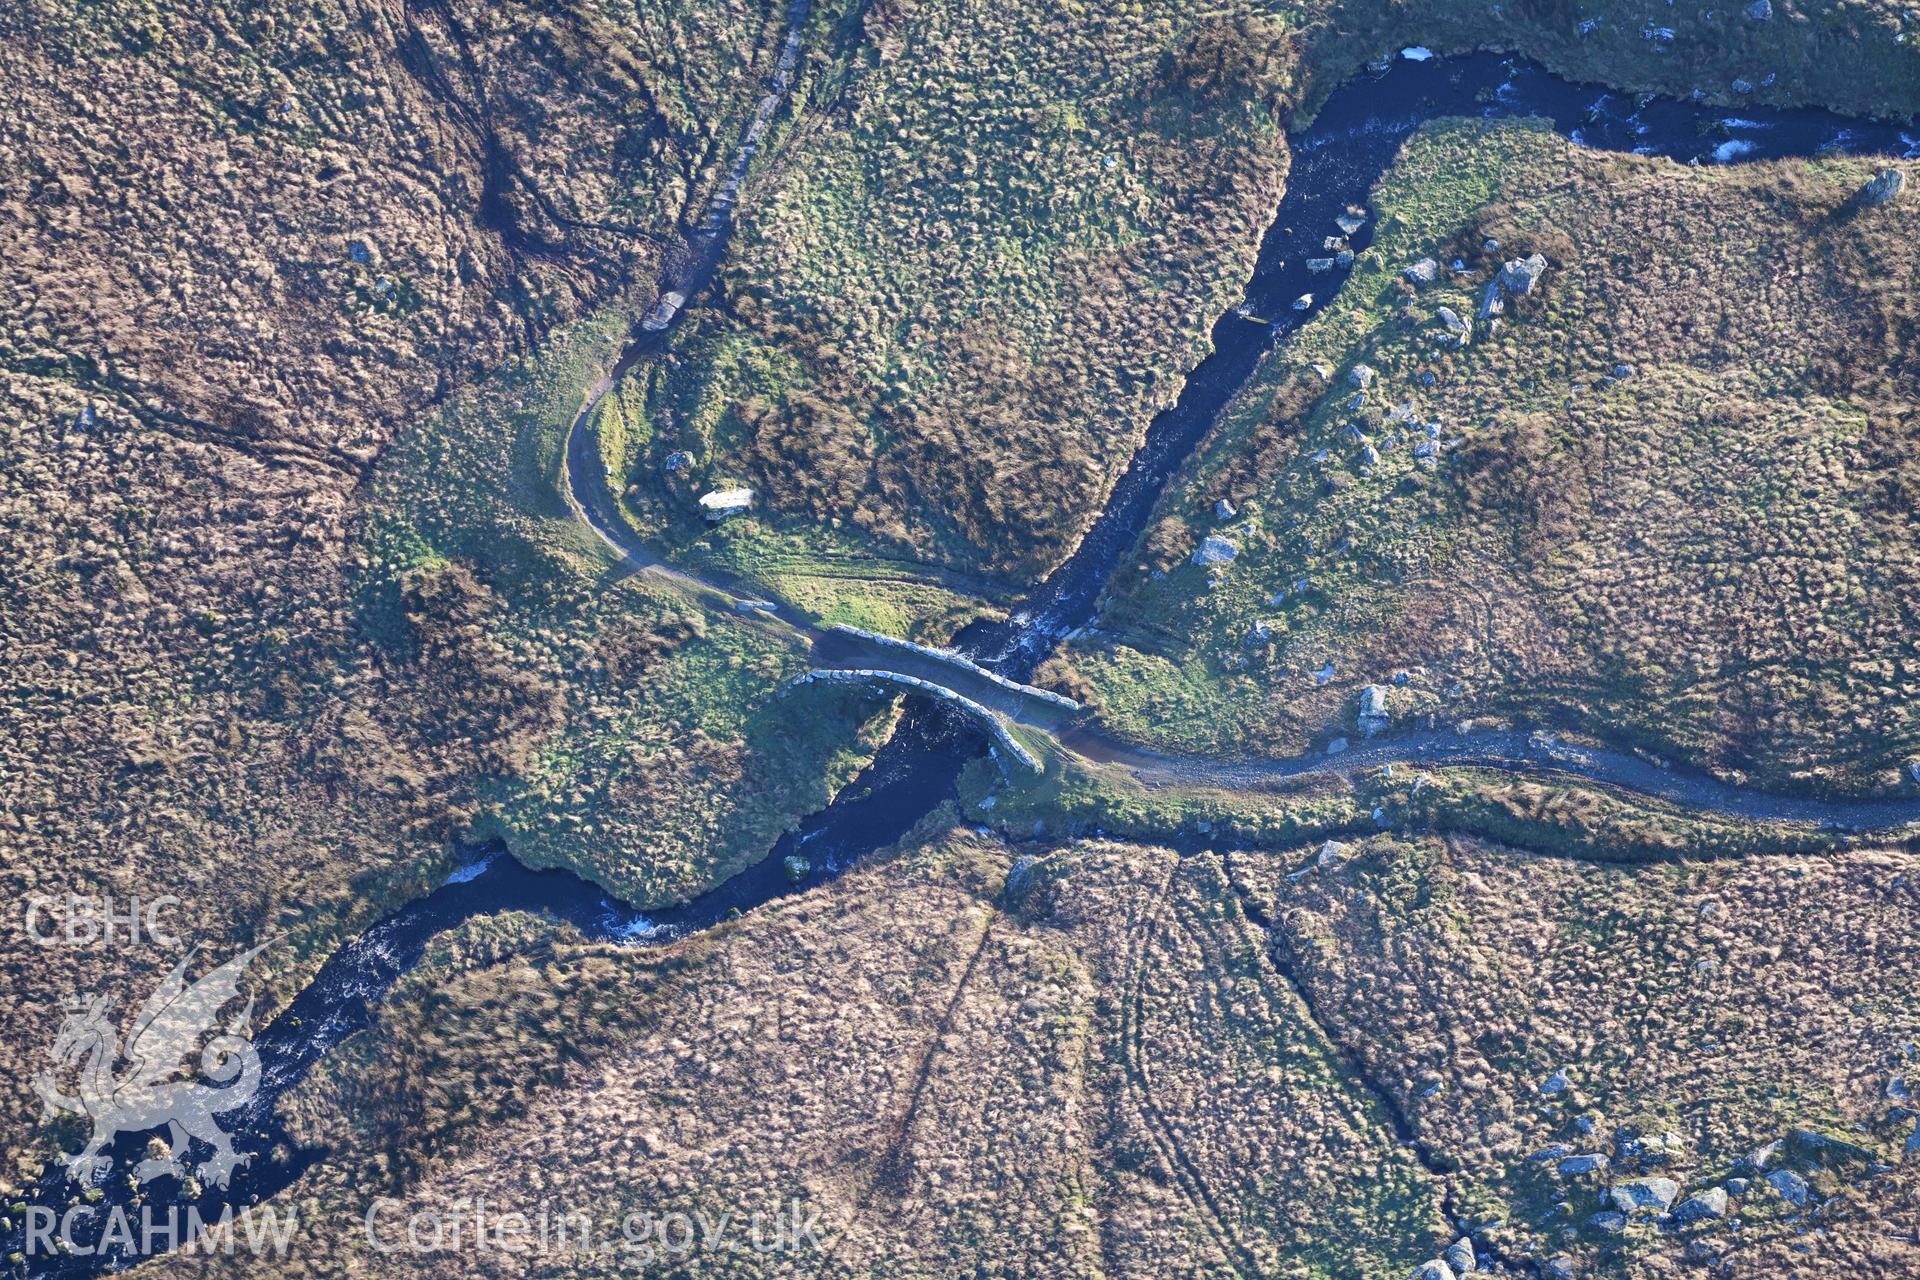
[10,48,1914,1276]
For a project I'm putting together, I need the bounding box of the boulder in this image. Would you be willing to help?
[1558,1153,1609,1176]
[1437,306,1469,336]
[1542,1256,1577,1280]
[1541,1067,1573,1095]
[1191,534,1238,566]
[1586,1210,1627,1234]
[1863,168,1906,206]
[1477,280,1506,320]
[1308,256,1337,273]
[1671,1187,1729,1223]
[1745,0,1771,17]
[1609,1176,1680,1214]
[698,486,755,521]
[1358,683,1392,735]
[1410,1262,1454,1280]
[1350,363,1377,388]
[1444,1236,1476,1273]
[1499,252,1548,296]
[1404,257,1440,285]
[1214,498,1237,521]
[1336,211,1367,235]
[1293,293,1314,311]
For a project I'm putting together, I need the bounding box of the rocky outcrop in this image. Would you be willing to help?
[1499,253,1548,296]
[1863,168,1906,206]
[699,487,755,520]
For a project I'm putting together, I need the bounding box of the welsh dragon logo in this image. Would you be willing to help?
[33,942,273,1188]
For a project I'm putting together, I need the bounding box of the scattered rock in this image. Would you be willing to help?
[1214,498,1237,521]
[1246,619,1272,646]
[1499,252,1548,296]
[1541,1255,1577,1280]
[1766,1168,1811,1207]
[1863,168,1906,206]
[1621,1131,1687,1166]
[1672,1188,1730,1223]
[1191,534,1239,566]
[1611,363,1633,379]
[698,486,755,521]
[662,450,693,473]
[1586,1210,1627,1234]
[1404,257,1440,285]
[1558,1153,1610,1177]
[1609,1177,1680,1214]
[1541,1067,1573,1095]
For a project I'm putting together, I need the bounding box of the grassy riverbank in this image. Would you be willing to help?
[354,311,891,906]
[1050,117,1920,796]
